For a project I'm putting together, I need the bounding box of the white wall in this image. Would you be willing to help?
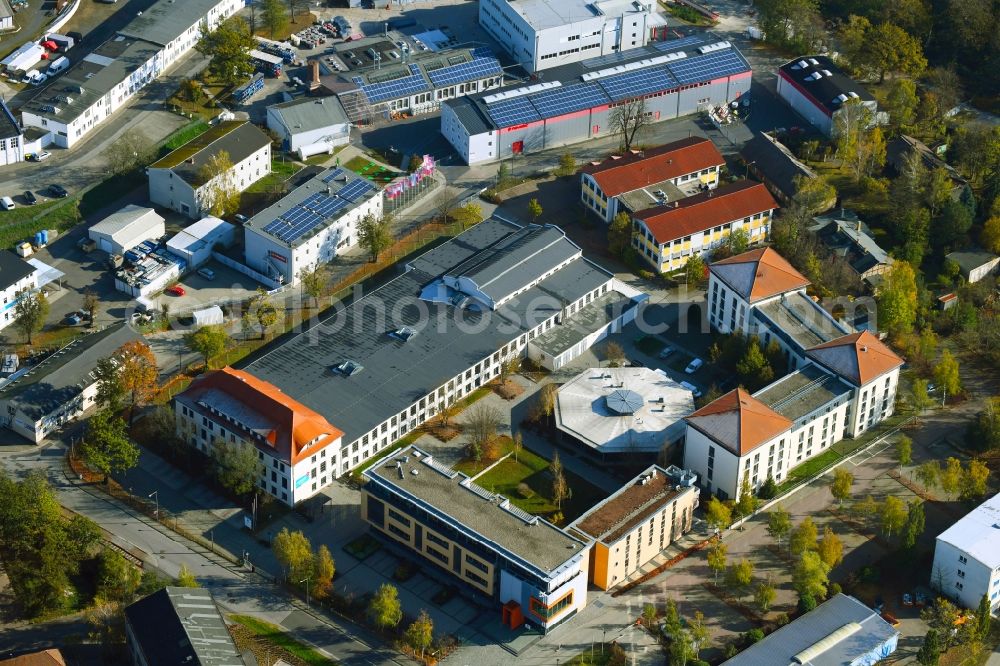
[683,426,744,500]
[776,74,834,137]
[848,369,898,437]
[0,133,24,166]
[150,143,270,219]
[932,538,998,611]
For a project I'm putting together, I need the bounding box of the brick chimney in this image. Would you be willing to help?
[309,60,320,91]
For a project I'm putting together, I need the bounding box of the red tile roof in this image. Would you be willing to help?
[581,136,724,197]
[0,650,66,666]
[686,388,792,456]
[634,180,779,245]
[184,367,343,465]
[807,331,904,387]
[711,247,811,303]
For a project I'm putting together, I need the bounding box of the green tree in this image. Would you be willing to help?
[968,398,1000,451]
[706,541,727,584]
[896,436,912,472]
[196,18,255,86]
[105,128,155,177]
[790,516,819,556]
[767,507,792,547]
[755,579,776,613]
[911,379,934,412]
[609,97,647,152]
[916,460,940,491]
[211,439,263,499]
[830,468,853,507]
[82,410,140,483]
[817,526,843,568]
[368,582,403,629]
[313,544,335,598]
[880,78,919,131]
[684,254,706,286]
[251,288,281,340]
[876,261,918,337]
[705,496,732,532]
[403,609,434,659]
[117,340,159,425]
[961,459,990,501]
[176,564,200,588]
[736,338,773,391]
[549,450,570,510]
[880,495,907,538]
[940,457,963,496]
[916,628,941,666]
[358,213,393,262]
[734,477,759,519]
[13,291,48,344]
[981,216,1000,254]
[83,289,99,327]
[198,150,241,217]
[94,357,126,411]
[976,593,991,640]
[792,175,836,216]
[642,602,657,628]
[933,349,961,399]
[453,202,483,229]
[728,227,750,255]
[866,22,927,82]
[185,325,229,367]
[556,153,576,177]
[725,558,754,600]
[608,212,632,257]
[272,527,313,581]
[933,198,974,250]
[299,263,329,308]
[689,610,709,658]
[527,198,543,222]
[792,550,830,601]
[259,0,288,38]
[853,494,879,525]
[902,499,926,549]
[97,549,141,603]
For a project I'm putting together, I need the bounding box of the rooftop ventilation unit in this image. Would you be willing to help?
[794,59,809,69]
[808,57,820,65]
[391,326,418,341]
[582,52,682,81]
[483,81,561,104]
[697,41,731,54]
[820,69,832,77]
[333,360,364,376]
[848,91,860,99]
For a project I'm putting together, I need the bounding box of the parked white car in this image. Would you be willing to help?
[680,380,702,398]
[685,358,704,374]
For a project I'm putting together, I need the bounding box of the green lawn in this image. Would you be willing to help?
[159,120,211,155]
[245,160,302,195]
[475,447,608,522]
[778,448,841,493]
[229,615,338,666]
[0,199,82,249]
[344,155,400,183]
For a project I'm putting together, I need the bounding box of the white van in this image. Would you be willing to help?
[0,197,15,211]
[47,56,70,75]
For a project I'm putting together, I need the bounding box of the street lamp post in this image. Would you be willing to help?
[299,576,311,606]
[148,490,158,518]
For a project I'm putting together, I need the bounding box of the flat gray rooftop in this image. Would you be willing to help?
[117,0,226,47]
[754,291,848,352]
[532,290,635,357]
[369,447,585,573]
[617,181,685,214]
[753,362,851,424]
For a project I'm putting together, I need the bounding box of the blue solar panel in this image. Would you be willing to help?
[598,66,678,101]
[486,96,541,127]
[262,180,375,243]
[428,57,502,87]
[666,49,747,85]
[339,179,376,202]
[529,82,610,118]
[652,35,705,52]
[362,73,429,103]
[322,167,346,183]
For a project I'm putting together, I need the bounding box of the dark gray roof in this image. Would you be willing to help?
[778,56,874,115]
[150,121,271,187]
[0,323,143,420]
[0,250,36,291]
[740,132,815,200]
[124,587,245,666]
[366,446,587,574]
[446,96,494,136]
[269,96,349,134]
[723,594,897,666]
[812,213,891,276]
[117,0,228,47]
[886,135,966,187]
[945,250,1000,276]
[240,219,614,442]
[0,99,21,141]
[753,362,852,424]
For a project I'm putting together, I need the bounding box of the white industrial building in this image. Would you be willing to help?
[148,121,271,219]
[19,0,242,149]
[166,216,236,269]
[0,0,13,31]
[0,251,39,333]
[0,42,45,76]
[0,99,24,167]
[932,493,1000,612]
[88,205,165,255]
[776,56,878,137]
[684,248,904,499]
[243,165,382,285]
[266,96,351,159]
[479,0,663,73]
[0,324,143,443]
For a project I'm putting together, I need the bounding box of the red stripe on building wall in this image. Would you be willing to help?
[499,119,545,134]
[777,69,833,118]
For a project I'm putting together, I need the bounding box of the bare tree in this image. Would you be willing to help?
[435,187,460,224]
[604,341,626,367]
[609,98,648,153]
[466,403,504,450]
[105,129,154,176]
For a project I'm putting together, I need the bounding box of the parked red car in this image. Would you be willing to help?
[166,285,186,296]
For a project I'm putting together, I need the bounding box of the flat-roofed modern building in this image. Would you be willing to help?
[776,55,877,137]
[148,121,271,219]
[179,218,646,498]
[479,0,663,73]
[20,0,242,148]
[175,367,344,506]
[555,366,694,458]
[723,594,898,665]
[932,492,1000,612]
[631,180,778,273]
[242,165,382,285]
[266,96,351,158]
[688,248,904,499]
[579,136,724,223]
[442,34,751,164]
[569,465,698,590]
[362,446,590,632]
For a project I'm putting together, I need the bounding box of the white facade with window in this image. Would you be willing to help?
[932,493,1000,613]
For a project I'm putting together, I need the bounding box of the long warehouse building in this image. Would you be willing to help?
[441,34,751,164]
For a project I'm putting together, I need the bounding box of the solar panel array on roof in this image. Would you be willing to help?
[428,56,503,88]
[487,95,541,127]
[599,66,677,101]
[362,70,429,103]
[652,35,705,51]
[260,180,376,244]
[668,48,746,84]
[529,81,610,118]
[322,167,346,183]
